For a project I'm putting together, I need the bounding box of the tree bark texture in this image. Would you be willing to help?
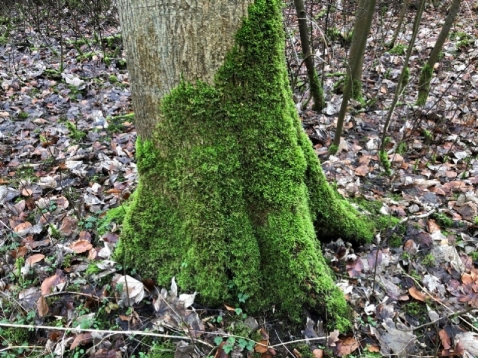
[332,0,376,150]
[117,0,252,139]
[416,0,461,105]
[293,0,324,111]
[348,0,376,100]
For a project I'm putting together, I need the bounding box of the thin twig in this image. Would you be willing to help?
[0,322,214,347]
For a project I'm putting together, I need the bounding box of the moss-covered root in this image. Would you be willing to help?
[299,130,374,242]
[416,63,433,106]
[115,0,362,331]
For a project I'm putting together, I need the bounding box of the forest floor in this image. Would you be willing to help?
[0,1,478,357]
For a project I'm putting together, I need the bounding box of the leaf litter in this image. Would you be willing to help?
[0,1,477,357]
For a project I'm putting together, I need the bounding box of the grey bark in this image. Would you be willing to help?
[417,0,461,105]
[116,0,252,139]
[331,0,376,151]
[293,0,324,111]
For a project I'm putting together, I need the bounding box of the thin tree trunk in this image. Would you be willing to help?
[349,0,376,100]
[388,0,410,49]
[416,0,461,105]
[331,0,376,152]
[294,0,324,111]
[380,0,427,167]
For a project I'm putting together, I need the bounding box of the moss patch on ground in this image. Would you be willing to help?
[115,0,373,331]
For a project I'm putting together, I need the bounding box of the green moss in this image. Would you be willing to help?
[329,144,339,155]
[470,251,478,261]
[422,253,435,267]
[351,78,363,103]
[388,234,402,248]
[396,141,407,155]
[18,111,29,120]
[389,44,407,55]
[432,212,453,228]
[0,327,29,347]
[115,0,373,331]
[354,197,402,235]
[65,121,86,141]
[310,72,325,111]
[416,63,432,106]
[404,301,426,318]
[97,202,130,235]
[379,150,391,175]
[147,341,175,358]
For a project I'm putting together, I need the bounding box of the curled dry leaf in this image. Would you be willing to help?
[427,219,440,233]
[439,329,451,350]
[346,257,363,278]
[403,239,418,255]
[116,275,145,305]
[328,330,340,347]
[41,270,66,295]
[254,340,269,354]
[179,292,197,308]
[14,222,32,236]
[312,349,323,358]
[27,253,45,265]
[336,336,359,357]
[70,239,93,254]
[408,286,426,302]
[70,333,93,350]
[37,295,49,317]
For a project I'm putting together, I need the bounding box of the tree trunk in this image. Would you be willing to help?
[293,0,325,111]
[388,0,410,49]
[115,0,373,330]
[331,0,376,152]
[416,0,461,105]
[348,0,376,101]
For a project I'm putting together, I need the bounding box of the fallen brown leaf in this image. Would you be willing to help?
[408,286,426,302]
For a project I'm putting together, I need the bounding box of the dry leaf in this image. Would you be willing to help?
[70,239,93,254]
[27,254,45,265]
[336,336,359,357]
[59,216,78,237]
[70,333,93,350]
[41,270,65,295]
[427,219,440,233]
[354,165,369,177]
[408,286,426,302]
[312,349,323,358]
[13,222,32,236]
[439,329,451,350]
[254,340,269,354]
[37,295,49,317]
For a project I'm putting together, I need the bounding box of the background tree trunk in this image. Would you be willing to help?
[388,0,410,49]
[348,0,376,101]
[416,0,461,105]
[293,0,325,111]
[115,0,373,330]
[331,0,376,152]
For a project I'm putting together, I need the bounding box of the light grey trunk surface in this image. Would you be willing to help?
[116,0,252,138]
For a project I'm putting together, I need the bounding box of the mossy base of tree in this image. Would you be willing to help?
[115,0,373,331]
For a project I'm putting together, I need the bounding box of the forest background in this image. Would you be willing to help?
[0,0,478,357]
